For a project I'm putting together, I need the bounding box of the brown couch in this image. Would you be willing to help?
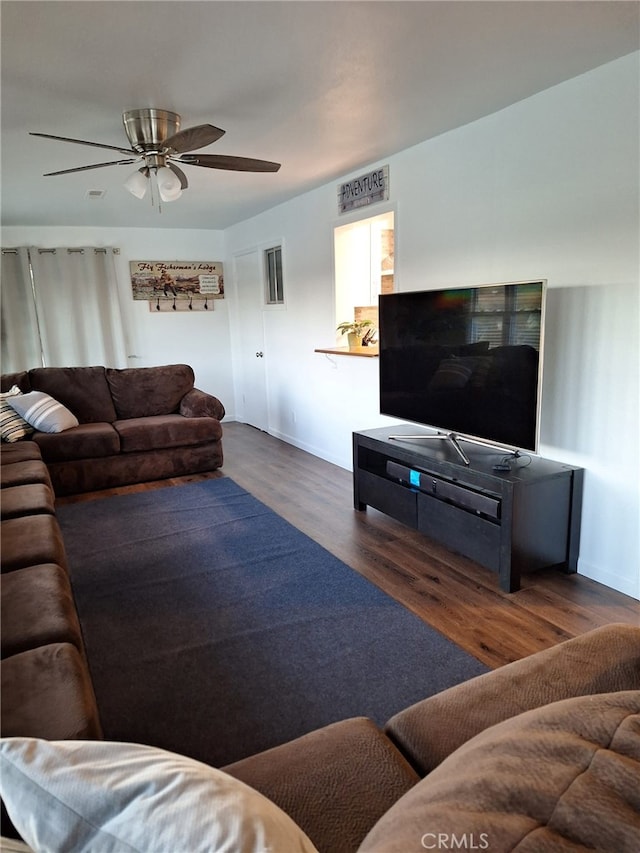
[0,442,102,741]
[1,447,639,850]
[224,623,640,852]
[1,364,225,496]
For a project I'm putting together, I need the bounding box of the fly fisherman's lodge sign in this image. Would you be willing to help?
[338,165,389,214]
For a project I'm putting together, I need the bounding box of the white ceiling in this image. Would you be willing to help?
[1,1,638,231]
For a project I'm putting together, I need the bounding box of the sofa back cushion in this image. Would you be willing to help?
[29,367,117,424]
[1,373,31,394]
[106,365,195,419]
[359,690,640,853]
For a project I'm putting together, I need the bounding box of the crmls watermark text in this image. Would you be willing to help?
[421,832,490,850]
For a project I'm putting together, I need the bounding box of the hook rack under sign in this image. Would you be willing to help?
[150,295,215,312]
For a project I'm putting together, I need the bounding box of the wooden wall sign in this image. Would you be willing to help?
[130,260,224,312]
[338,166,389,214]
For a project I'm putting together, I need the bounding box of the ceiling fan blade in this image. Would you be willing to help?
[163,124,226,154]
[167,162,189,189]
[30,132,136,156]
[178,154,281,173]
[43,158,139,176]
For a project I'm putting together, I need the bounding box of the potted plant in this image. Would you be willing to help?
[336,319,374,348]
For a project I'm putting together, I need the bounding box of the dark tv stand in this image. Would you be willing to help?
[353,426,583,593]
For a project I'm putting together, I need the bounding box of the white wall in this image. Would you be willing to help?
[224,53,640,599]
[1,226,235,413]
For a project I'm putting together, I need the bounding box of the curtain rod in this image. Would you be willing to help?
[3,247,119,254]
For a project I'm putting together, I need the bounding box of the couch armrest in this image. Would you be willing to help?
[179,387,225,421]
[386,623,640,775]
[223,717,419,853]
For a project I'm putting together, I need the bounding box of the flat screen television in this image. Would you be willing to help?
[378,280,546,460]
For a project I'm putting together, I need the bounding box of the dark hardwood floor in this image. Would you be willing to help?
[58,421,639,668]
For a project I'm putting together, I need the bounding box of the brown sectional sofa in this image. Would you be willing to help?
[1,445,639,850]
[0,442,102,744]
[1,363,225,496]
[0,442,103,839]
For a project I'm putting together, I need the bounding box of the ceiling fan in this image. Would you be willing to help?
[30,108,281,203]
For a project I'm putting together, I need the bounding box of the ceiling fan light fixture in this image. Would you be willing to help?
[31,108,280,209]
[156,166,183,202]
[124,168,148,199]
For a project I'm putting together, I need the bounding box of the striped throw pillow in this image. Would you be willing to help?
[7,391,79,434]
[1,386,35,443]
[428,357,476,391]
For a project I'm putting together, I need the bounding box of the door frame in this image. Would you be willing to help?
[230,248,268,430]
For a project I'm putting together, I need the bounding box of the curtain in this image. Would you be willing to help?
[1,247,128,371]
[1,248,43,373]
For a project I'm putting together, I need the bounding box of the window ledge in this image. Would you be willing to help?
[314,346,379,358]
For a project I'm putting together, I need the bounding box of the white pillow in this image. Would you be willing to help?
[0,386,34,443]
[5,392,78,434]
[0,738,318,853]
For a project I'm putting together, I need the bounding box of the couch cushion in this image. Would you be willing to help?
[0,484,55,520]
[359,691,640,853]
[28,366,117,424]
[0,461,52,491]
[114,413,221,453]
[1,564,83,658]
[386,623,640,775]
[33,422,120,462]
[0,444,42,465]
[0,373,31,395]
[0,644,102,740]
[0,739,318,853]
[106,364,194,418]
[0,515,67,574]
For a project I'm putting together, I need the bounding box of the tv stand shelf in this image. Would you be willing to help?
[353,426,583,592]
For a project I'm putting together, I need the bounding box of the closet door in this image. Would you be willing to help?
[233,249,269,431]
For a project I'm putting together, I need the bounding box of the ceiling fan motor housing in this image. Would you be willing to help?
[122,109,181,153]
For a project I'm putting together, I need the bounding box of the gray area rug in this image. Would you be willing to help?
[58,477,488,767]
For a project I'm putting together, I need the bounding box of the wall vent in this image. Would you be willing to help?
[86,189,106,200]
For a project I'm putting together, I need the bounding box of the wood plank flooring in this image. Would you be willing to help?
[58,421,639,668]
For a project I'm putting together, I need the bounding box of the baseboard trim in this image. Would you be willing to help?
[578,560,639,601]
